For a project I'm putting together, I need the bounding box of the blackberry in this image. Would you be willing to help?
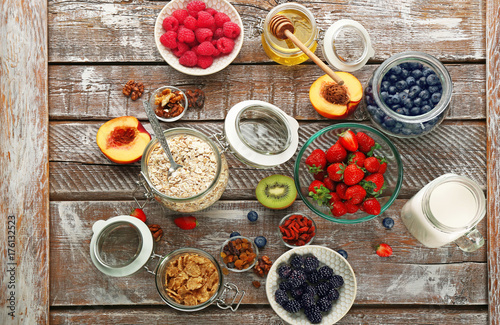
[288,270,306,288]
[284,299,301,313]
[278,264,292,279]
[327,288,340,301]
[303,255,319,273]
[305,304,322,324]
[290,286,305,299]
[330,275,344,288]
[290,255,304,270]
[316,281,333,297]
[307,270,321,284]
[317,295,333,312]
[300,292,315,309]
[318,265,334,281]
[279,281,291,291]
[304,285,316,297]
[274,289,289,306]
[304,303,321,316]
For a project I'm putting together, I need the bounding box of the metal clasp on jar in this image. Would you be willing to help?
[216,283,245,312]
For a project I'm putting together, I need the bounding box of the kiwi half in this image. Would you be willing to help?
[256,174,297,209]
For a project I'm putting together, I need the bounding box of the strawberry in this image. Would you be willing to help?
[326,142,347,163]
[308,180,331,206]
[306,149,327,173]
[378,159,388,174]
[361,198,381,215]
[327,163,345,182]
[348,151,366,167]
[364,156,380,173]
[344,201,360,213]
[323,177,336,191]
[331,201,347,217]
[338,130,358,152]
[356,131,378,154]
[174,216,198,230]
[130,208,146,223]
[343,164,365,186]
[362,173,385,196]
[376,243,393,257]
[345,185,366,205]
[313,171,325,181]
[336,182,348,200]
[328,192,342,205]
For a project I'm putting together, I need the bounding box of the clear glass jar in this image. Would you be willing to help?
[363,51,453,138]
[261,3,318,66]
[140,128,229,213]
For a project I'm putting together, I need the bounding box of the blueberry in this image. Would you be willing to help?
[398,91,409,101]
[401,128,413,135]
[337,249,348,259]
[383,116,396,127]
[395,108,405,115]
[366,95,375,105]
[421,100,430,107]
[403,98,413,109]
[402,108,410,116]
[426,74,440,85]
[422,67,434,77]
[365,85,373,96]
[392,105,401,112]
[254,236,267,248]
[380,91,389,101]
[428,85,441,94]
[408,90,418,99]
[413,97,422,107]
[247,211,258,222]
[417,76,427,88]
[390,65,402,75]
[411,69,423,79]
[408,62,423,70]
[419,90,430,100]
[388,86,397,94]
[382,80,391,91]
[400,68,409,78]
[406,76,416,87]
[230,231,241,238]
[421,105,432,114]
[382,217,395,229]
[388,74,399,83]
[395,80,408,91]
[384,96,393,106]
[367,105,379,115]
[392,126,402,134]
[410,85,421,93]
[391,95,401,105]
[410,106,421,115]
[431,92,442,104]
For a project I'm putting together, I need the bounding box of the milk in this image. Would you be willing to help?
[401,174,484,248]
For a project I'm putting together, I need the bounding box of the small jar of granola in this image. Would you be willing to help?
[140,128,229,213]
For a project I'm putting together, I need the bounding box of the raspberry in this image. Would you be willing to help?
[278,264,292,279]
[160,31,178,49]
[205,8,217,16]
[223,21,241,39]
[187,0,206,18]
[191,45,199,55]
[162,16,179,32]
[216,37,234,54]
[172,9,189,24]
[195,28,213,43]
[177,27,195,43]
[214,27,224,40]
[197,11,215,29]
[196,41,215,56]
[173,42,189,57]
[211,43,221,57]
[214,12,231,27]
[183,16,198,30]
[197,55,213,69]
[179,51,197,67]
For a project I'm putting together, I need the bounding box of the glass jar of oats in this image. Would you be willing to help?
[140,128,229,213]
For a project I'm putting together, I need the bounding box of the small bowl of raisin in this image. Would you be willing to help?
[150,86,188,122]
[220,236,259,273]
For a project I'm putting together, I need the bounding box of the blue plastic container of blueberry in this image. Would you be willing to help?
[364,51,452,138]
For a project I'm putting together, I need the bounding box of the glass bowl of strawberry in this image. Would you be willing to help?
[294,123,403,224]
[278,213,317,248]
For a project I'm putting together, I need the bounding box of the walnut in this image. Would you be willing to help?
[253,255,273,277]
[186,89,205,109]
[154,89,185,118]
[148,224,163,242]
[252,281,261,289]
[123,80,144,101]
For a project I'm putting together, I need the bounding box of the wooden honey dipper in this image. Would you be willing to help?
[269,14,345,85]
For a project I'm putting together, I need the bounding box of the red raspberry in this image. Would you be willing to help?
[160,31,178,49]
[223,21,240,39]
[162,16,179,32]
[211,40,221,57]
[179,51,198,67]
[214,12,231,27]
[186,39,199,48]
[197,11,215,29]
[172,9,189,24]
[177,27,195,43]
[195,28,213,43]
[214,27,224,39]
[173,42,190,57]
[197,55,213,69]
[183,16,198,30]
[205,8,217,16]
[216,37,234,54]
[196,41,216,56]
[191,45,199,55]
[187,1,206,18]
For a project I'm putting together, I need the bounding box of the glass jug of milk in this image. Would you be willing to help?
[401,174,485,252]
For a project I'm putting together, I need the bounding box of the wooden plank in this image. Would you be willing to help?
[48,64,486,121]
[49,200,487,306]
[47,0,486,63]
[48,122,486,201]
[486,0,500,322]
[50,305,488,324]
[0,0,49,324]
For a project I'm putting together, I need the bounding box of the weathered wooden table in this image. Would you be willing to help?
[2,0,500,324]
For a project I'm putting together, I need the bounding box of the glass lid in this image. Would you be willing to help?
[224,100,299,168]
[90,215,154,277]
[322,19,374,72]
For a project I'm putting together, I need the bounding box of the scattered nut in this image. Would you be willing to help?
[186,89,205,109]
[148,224,163,242]
[253,255,273,277]
[252,281,261,289]
[123,80,144,101]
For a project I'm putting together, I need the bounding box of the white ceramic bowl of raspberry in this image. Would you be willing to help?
[155,0,244,76]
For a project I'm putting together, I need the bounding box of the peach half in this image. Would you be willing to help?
[96,116,151,164]
[309,72,363,119]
